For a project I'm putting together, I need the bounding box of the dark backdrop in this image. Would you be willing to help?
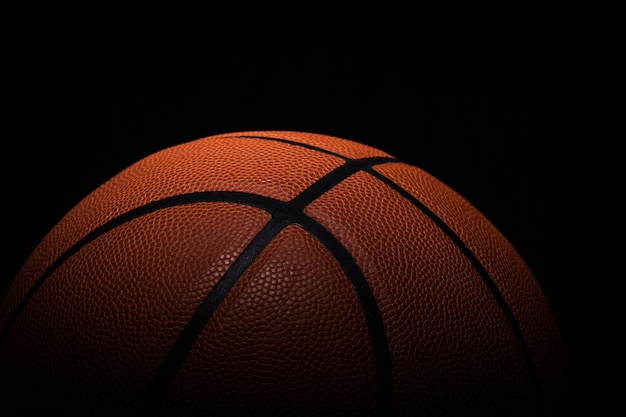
[4,26,599,415]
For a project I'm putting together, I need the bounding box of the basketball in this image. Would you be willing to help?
[0,131,566,416]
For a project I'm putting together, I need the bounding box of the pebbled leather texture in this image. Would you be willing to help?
[0,131,566,416]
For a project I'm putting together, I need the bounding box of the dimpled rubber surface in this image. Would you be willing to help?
[0,131,566,416]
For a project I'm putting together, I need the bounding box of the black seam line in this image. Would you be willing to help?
[366,165,547,416]
[296,214,394,417]
[290,157,398,210]
[0,191,279,347]
[138,213,289,416]
[140,158,397,417]
[139,212,394,417]
[227,134,358,160]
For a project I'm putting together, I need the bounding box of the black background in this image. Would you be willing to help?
[3,21,606,415]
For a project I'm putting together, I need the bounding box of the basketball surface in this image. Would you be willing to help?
[0,131,566,416]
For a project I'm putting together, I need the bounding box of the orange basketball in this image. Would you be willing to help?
[0,131,566,416]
